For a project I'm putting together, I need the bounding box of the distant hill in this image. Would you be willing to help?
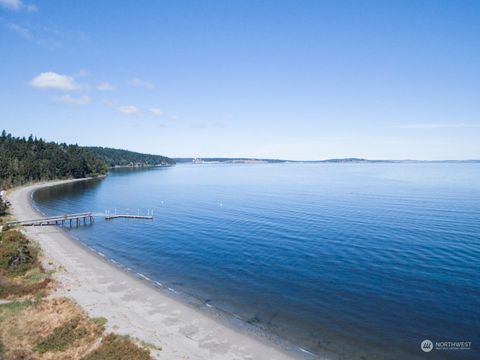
[86,147,175,167]
[174,157,286,164]
[174,157,379,164]
[174,157,480,164]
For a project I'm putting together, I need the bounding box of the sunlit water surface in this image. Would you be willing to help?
[34,163,480,359]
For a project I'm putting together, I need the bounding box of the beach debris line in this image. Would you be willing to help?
[104,208,154,220]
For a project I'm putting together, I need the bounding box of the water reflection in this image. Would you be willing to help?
[34,178,104,204]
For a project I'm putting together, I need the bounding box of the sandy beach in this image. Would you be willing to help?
[6,179,298,360]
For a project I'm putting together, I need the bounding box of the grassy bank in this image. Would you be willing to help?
[0,206,158,359]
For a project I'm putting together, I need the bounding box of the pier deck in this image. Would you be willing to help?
[105,214,153,220]
[6,210,154,227]
[7,212,94,227]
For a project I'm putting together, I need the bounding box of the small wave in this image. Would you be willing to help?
[97,252,106,258]
[168,287,177,293]
[299,347,313,355]
[231,313,242,320]
[155,281,163,287]
[206,303,213,308]
[137,273,151,281]
[109,259,118,264]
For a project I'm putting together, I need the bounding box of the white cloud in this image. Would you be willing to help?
[0,0,21,10]
[97,82,115,91]
[103,99,140,116]
[6,23,89,49]
[54,94,91,106]
[118,105,139,115]
[5,23,32,40]
[129,77,154,89]
[74,69,91,78]
[24,3,35,11]
[149,107,162,117]
[5,23,62,48]
[30,72,80,91]
[102,99,118,107]
[0,0,37,12]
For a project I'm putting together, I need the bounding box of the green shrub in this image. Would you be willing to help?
[81,334,152,360]
[24,268,47,283]
[0,300,33,322]
[91,317,108,330]
[0,278,50,298]
[0,199,7,217]
[0,230,38,276]
[35,318,88,353]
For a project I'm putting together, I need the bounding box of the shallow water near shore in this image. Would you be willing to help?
[33,163,480,359]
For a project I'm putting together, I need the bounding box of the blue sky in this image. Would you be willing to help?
[1,0,479,160]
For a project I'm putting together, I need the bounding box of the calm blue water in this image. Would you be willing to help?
[34,163,480,359]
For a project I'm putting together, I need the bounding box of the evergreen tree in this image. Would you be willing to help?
[0,130,174,189]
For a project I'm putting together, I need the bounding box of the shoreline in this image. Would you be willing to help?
[6,178,304,360]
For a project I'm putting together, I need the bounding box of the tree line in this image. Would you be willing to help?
[86,146,175,167]
[0,131,174,189]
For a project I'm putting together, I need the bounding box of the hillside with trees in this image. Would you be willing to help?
[0,131,108,189]
[0,131,175,189]
[86,147,175,167]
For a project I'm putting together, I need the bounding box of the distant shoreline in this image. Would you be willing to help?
[6,179,302,360]
[174,157,480,164]
[110,163,175,169]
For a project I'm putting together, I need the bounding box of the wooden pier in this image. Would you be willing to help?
[104,209,153,221]
[7,212,94,227]
[6,209,154,228]
[105,214,153,220]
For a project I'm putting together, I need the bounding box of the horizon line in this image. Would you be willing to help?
[171,157,480,163]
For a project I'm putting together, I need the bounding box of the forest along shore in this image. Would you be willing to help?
[0,131,175,190]
[2,179,298,360]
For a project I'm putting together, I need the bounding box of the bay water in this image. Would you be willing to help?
[33,163,480,359]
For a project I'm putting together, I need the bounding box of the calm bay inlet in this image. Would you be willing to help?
[31,163,480,359]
